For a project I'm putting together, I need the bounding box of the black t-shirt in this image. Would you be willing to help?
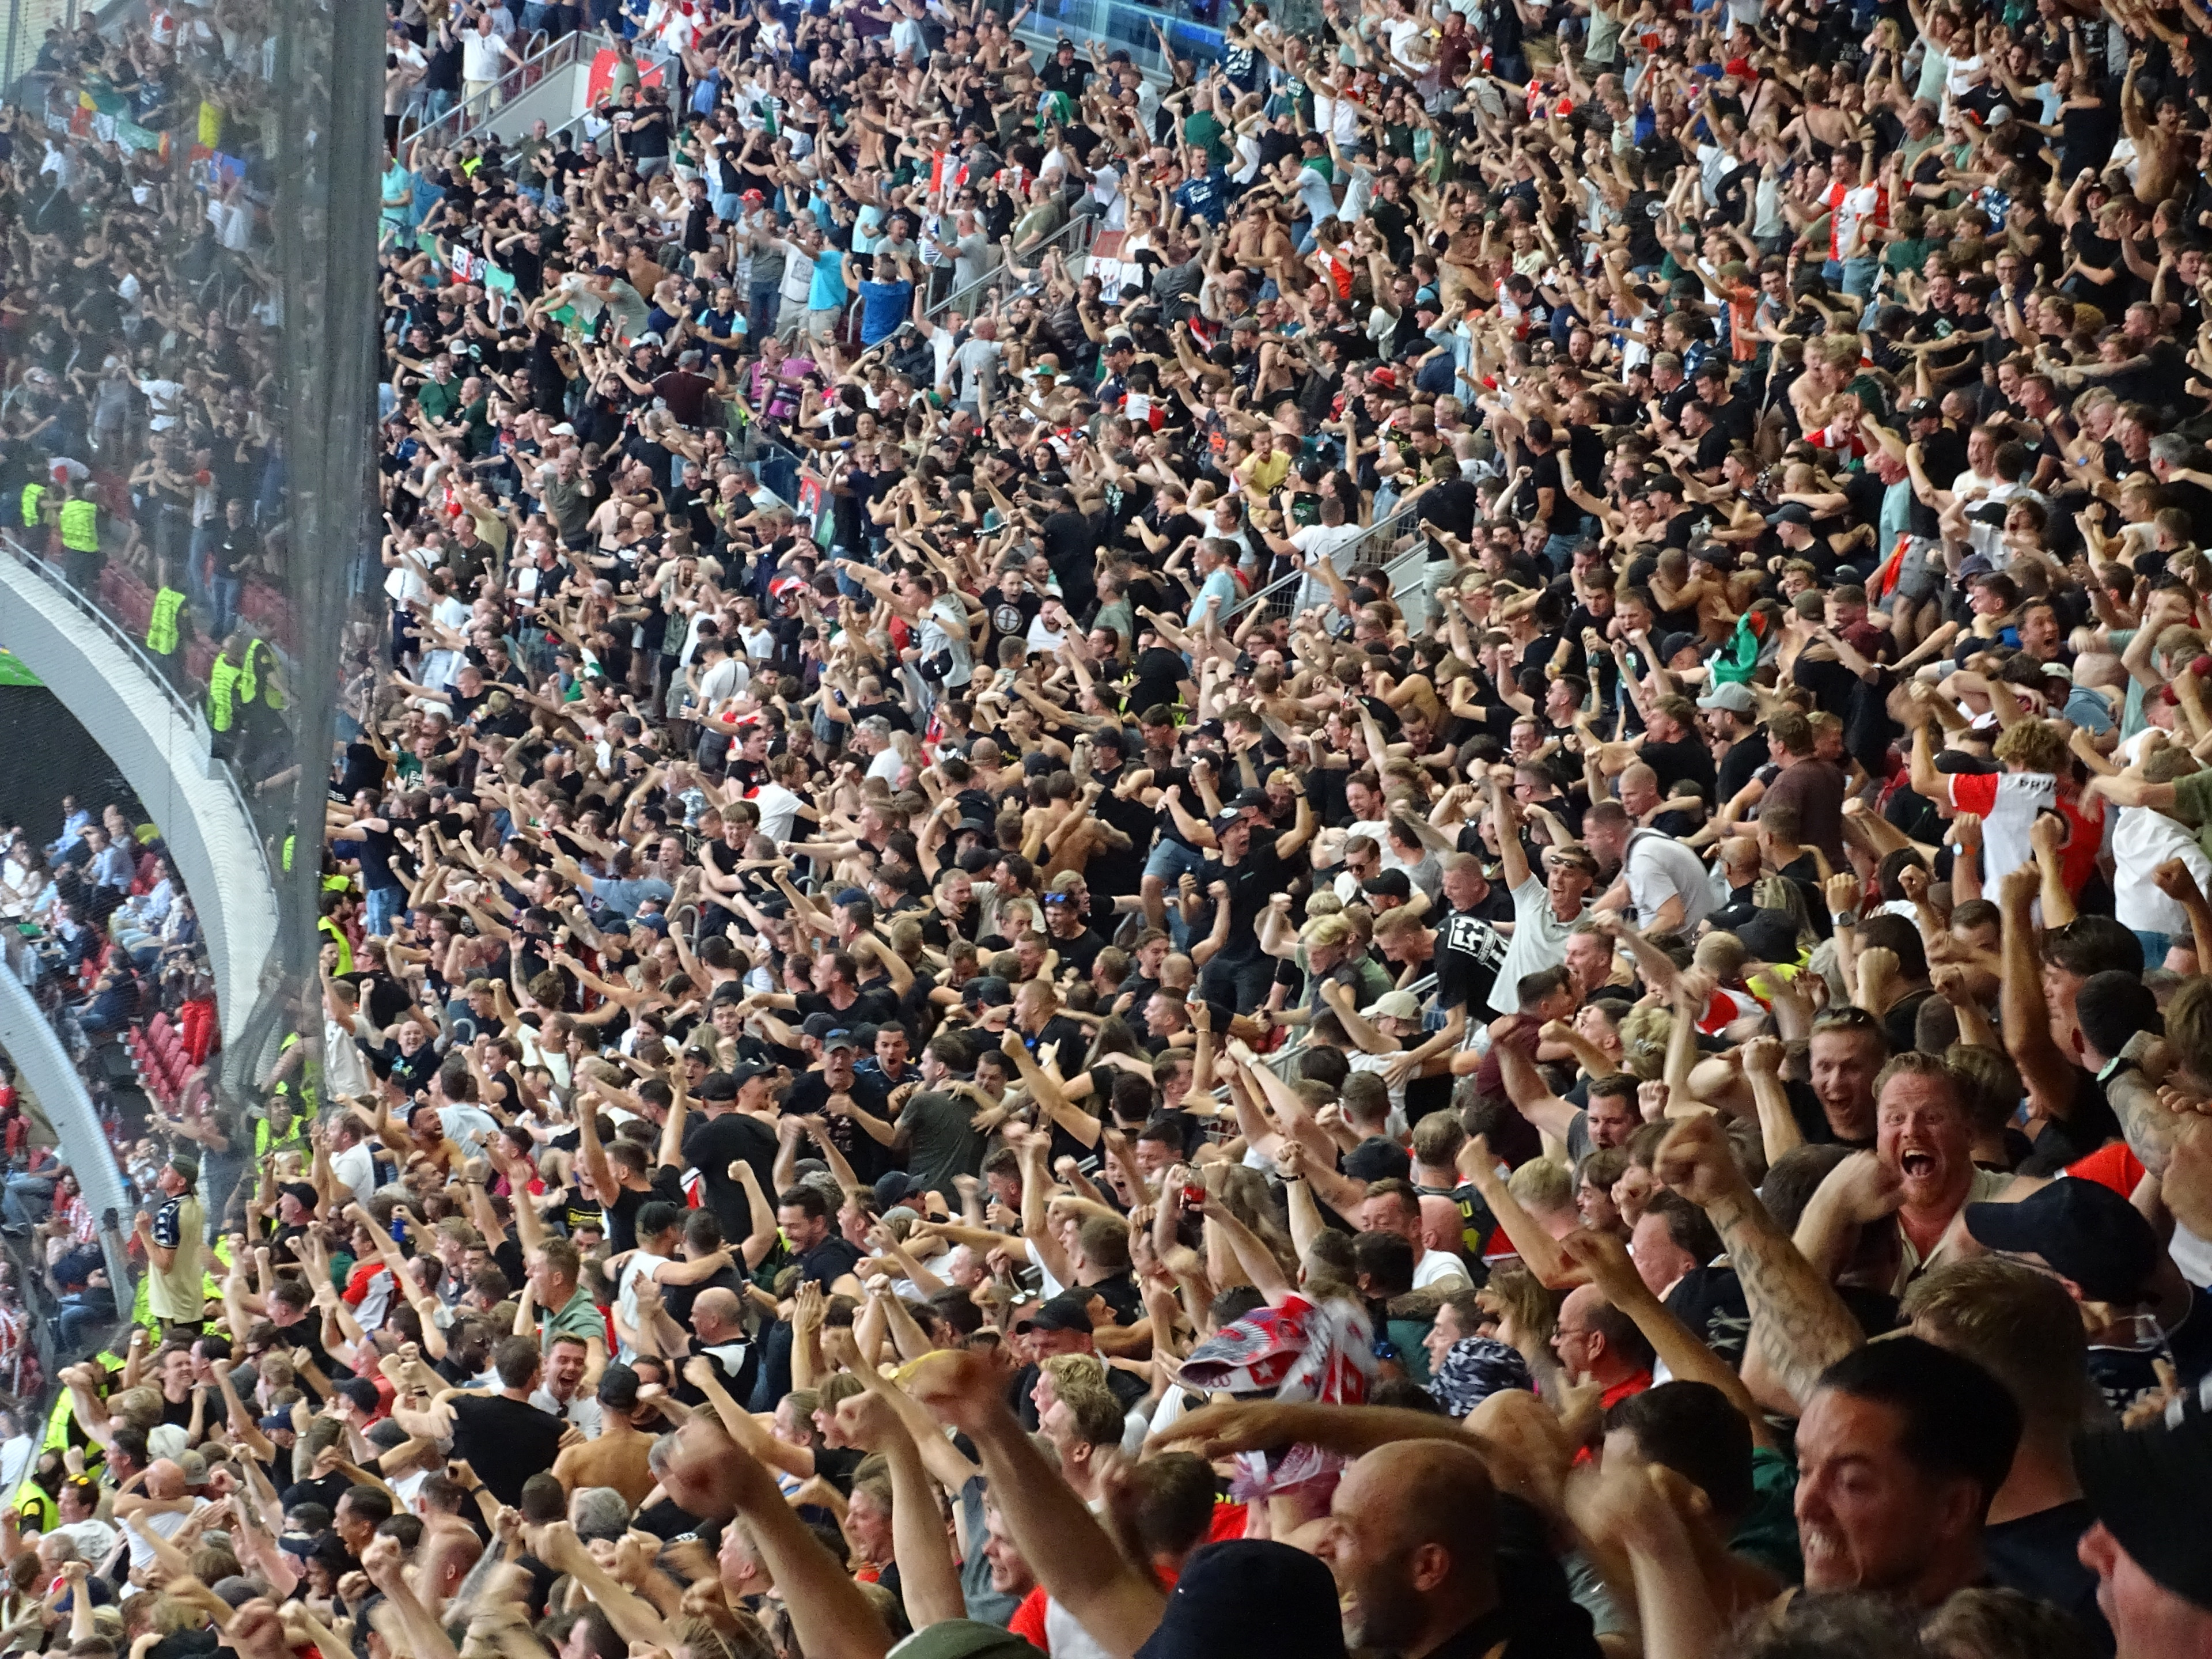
[1196,832,1291,965]
[601,1164,687,1256]
[1419,475,1480,544]
[1715,731,1770,804]
[782,1069,896,1184]
[794,1232,863,1287]
[1434,908,1509,1014]
[448,1392,570,1508]
[1639,734,1717,798]
[1984,1499,2109,1650]
[1127,646,1187,714]
[682,1111,780,1243]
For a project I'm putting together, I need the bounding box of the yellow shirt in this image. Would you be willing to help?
[1238,450,1292,494]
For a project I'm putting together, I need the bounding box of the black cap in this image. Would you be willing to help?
[1134,1540,1349,1659]
[1964,1176,2164,1304]
[2077,1412,2212,1612]
[1014,1289,1096,1334]
[696,1072,740,1103]
[1342,1136,1412,1184]
[1230,787,1269,811]
[874,1170,919,1210]
[726,1059,770,1088]
[1902,397,1940,421]
[801,1012,840,1041]
[1766,502,1814,528]
[1359,868,1412,902]
[964,974,1013,1009]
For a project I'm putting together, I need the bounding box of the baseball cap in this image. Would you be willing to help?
[964,975,1013,1009]
[696,1072,740,1102]
[1134,1540,1348,1659]
[833,887,869,908]
[1342,1136,1412,1184]
[1014,1289,1096,1334]
[1697,681,1756,714]
[874,1170,920,1210]
[1230,787,1269,811]
[1765,503,1814,528]
[1366,990,1421,1021]
[1902,397,1940,421]
[1211,812,1244,835]
[1359,869,1412,902]
[2076,1412,2212,1612]
[726,1059,770,1088]
[278,1181,319,1213]
[1964,1176,2163,1304]
[822,1028,860,1053]
[888,1623,1046,1659]
[801,1012,840,1041]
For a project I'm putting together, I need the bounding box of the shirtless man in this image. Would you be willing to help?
[550,1361,661,1507]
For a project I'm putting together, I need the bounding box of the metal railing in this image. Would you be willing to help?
[0,931,141,1372]
[1226,498,1423,631]
[396,25,573,151]
[0,531,275,897]
[0,531,214,755]
[1260,970,1442,1079]
[927,213,1100,325]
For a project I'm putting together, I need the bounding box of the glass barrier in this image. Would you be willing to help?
[2,0,384,1135]
[0,931,143,1376]
[1019,0,1225,75]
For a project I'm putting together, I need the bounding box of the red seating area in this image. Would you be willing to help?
[92,567,294,677]
[124,1010,196,1110]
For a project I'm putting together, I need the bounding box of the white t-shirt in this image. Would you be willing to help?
[1622,830,1717,931]
[1414,1248,1472,1290]
[753,781,804,844]
[122,1500,207,1571]
[1490,876,1586,1014]
[2113,807,2212,937]
[616,1253,675,1360]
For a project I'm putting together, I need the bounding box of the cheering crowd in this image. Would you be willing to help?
[15,0,2212,1652]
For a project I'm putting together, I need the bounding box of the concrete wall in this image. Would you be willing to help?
[0,556,277,1047]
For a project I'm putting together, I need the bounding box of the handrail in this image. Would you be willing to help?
[399,25,575,151]
[0,531,275,897]
[927,213,1098,325]
[0,531,213,752]
[1260,971,1442,1078]
[1225,498,1423,630]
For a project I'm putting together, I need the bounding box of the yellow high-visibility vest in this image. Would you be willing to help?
[248,641,283,710]
[19,483,44,527]
[207,654,241,731]
[237,642,258,704]
[147,589,187,656]
[57,499,97,552]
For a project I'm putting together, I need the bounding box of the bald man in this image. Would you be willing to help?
[1320,1441,1506,1658]
[112,1458,206,1575]
[686,1286,759,1403]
